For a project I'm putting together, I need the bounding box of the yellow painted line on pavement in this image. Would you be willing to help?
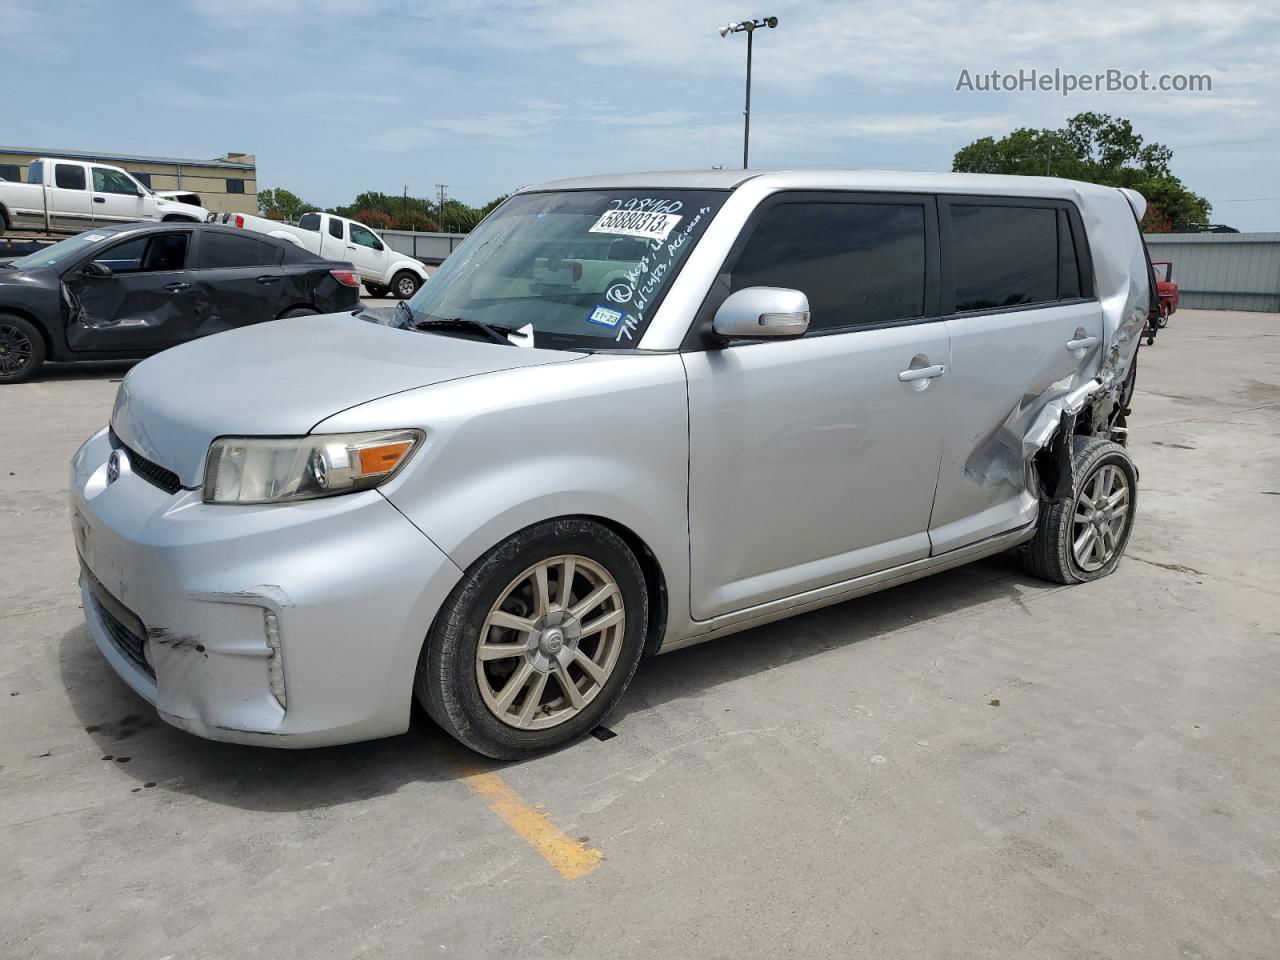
[459,768,604,879]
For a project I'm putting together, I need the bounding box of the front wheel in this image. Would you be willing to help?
[390,270,421,299]
[1022,436,1138,584]
[416,518,649,758]
[0,314,45,384]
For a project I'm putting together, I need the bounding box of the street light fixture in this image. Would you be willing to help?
[719,16,778,169]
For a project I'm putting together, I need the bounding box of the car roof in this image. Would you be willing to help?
[519,169,1140,211]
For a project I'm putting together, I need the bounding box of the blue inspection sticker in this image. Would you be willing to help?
[586,304,623,328]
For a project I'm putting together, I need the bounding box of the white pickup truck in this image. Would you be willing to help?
[221,210,430,298]
[0,157,210,237]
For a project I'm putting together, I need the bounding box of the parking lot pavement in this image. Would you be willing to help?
[2,309,1278,959]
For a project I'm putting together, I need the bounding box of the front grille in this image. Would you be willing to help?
[82,562,155,679]
[108,428,183,495]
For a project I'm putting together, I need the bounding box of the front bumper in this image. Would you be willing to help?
[70,427,463,748]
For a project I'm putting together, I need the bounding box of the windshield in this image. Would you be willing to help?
[7,231,120,271]
[381,189,728,349]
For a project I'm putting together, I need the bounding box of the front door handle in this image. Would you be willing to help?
[1066,335,1099,351]
[93,197,106,204]
[255,275,280,284]
[898,364,946,382]
[163,282,191,293]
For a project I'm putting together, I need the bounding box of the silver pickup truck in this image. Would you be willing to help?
[0,157,210,237]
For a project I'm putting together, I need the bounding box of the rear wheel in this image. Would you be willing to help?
[1022,436,1137,584]
[363,282,389,298]
[0,207,10,237]
[0,314,45,384]
[416,518,648,758]
[391,270,421,299]
[1155,308,1169,329]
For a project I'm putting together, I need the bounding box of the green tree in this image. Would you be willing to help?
[953,113,1210,231]
[257,187,315,223]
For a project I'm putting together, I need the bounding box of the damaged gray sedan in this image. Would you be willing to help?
[70,170,1152,758]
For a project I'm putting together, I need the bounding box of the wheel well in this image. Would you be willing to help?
[581,515,669,658]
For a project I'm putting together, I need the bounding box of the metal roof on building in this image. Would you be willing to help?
[0,147,255,170]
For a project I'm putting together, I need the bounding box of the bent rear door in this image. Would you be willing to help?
[928,197,1104,553]
[191,230,299,331]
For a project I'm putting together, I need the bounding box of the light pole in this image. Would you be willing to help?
[719,16,778,169]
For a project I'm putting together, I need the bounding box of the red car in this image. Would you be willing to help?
[1152,259,1179,321]
[1145,260,1179,344]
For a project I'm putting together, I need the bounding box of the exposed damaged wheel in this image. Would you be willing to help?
[1022,436,1137,585]
[416,518,648,759]
[0,313,44,384]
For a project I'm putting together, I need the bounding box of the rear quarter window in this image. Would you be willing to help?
[298,213,321,231]
[949,202,1087,311]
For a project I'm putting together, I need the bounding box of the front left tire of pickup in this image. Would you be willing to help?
[391,271,421,299]
[0,313,45,384]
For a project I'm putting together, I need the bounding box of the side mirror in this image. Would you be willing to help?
[82,261,113,279]
[712,286,810,340]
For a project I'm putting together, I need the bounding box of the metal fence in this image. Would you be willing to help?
[1143,232,1280,312]
[379,229,469,265]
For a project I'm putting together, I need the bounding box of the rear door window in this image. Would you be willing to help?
[948,202,1087,311]
[726,200,928,332]
[55,164,87,190]
[197,232,281,269]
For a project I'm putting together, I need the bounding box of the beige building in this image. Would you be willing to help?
[0,147,257,216]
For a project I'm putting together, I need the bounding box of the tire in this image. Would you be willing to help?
[390,270,421,299]
[277,306,318,319]
[1022,436,1138,585]
[416,518,649,759]
[0,206,9,237]
[363,282,388,299]
[1155,309,1169,329]
[0,314,45,384]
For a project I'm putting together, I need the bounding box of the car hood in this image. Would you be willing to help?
[111,311,582,486]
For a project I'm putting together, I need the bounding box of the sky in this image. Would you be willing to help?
[5,0,1279,230]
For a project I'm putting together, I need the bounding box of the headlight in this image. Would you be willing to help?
[203,430,423,504]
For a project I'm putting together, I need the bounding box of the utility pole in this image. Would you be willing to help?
[719,17,778,169]
[435,183,449,233]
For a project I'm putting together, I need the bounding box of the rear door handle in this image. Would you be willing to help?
[255,275,280,284]
[898,364,946,382]
[163,282,191,293]
[1066,336,1099,350]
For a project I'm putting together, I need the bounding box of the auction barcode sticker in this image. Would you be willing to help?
[588,209,682,242]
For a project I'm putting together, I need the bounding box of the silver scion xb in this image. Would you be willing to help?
[70,171,1153,758]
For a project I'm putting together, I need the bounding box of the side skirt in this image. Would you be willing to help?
[658,521,1038,653]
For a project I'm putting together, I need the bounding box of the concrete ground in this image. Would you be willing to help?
[2,310,1278,959]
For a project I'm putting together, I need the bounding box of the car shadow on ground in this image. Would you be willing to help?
[58,552,1058,812]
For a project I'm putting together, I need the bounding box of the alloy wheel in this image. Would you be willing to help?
[0,322,34,376]
[1071,463,1131,572]
[475,555,625,730]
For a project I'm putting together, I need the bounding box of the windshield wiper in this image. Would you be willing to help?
[414,316,523,347]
